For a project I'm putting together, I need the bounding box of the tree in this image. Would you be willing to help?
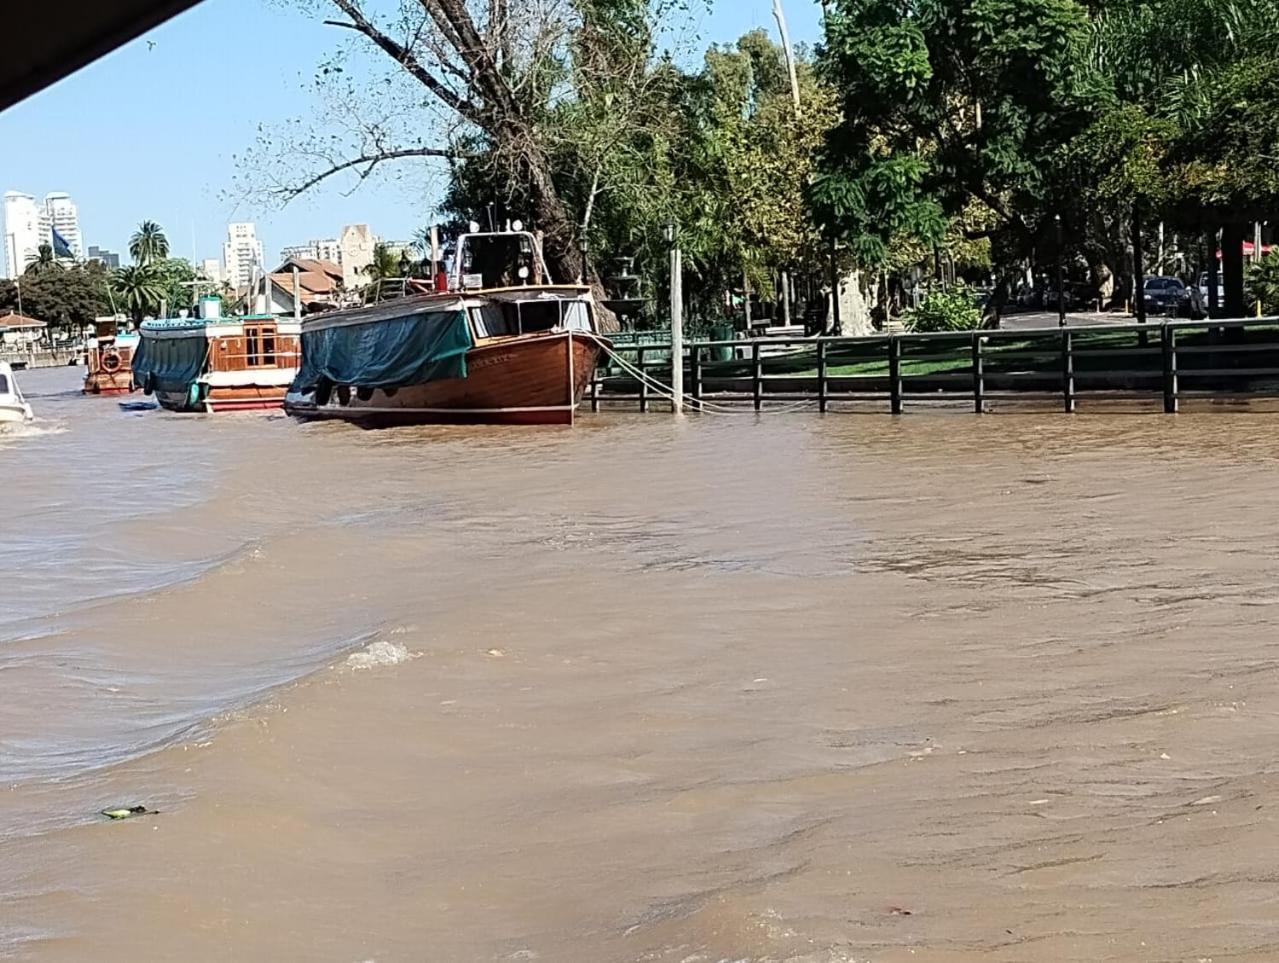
[129,221,170,266]
[813,0,1279,319]
[814,0,1097,307]
[0,262,111,336]
[149,258,199,314]
[111,265,166,323]
[239,0,703,328]
[362,242,404,283]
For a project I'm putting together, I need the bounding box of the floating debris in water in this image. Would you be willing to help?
[100,805,157,820]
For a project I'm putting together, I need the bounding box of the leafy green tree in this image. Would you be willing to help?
[0,262,111,336]
[362,243,404,283]
[129,221,170,266]
[814,0,1096,279]
[150,258,198,315]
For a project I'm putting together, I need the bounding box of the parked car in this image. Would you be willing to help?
[1143,276,1201,318]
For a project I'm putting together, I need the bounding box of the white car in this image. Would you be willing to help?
[1198,272,1225,306]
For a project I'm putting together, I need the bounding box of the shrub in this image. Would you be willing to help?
[904,284,984,332]
[1247,251,1279,315]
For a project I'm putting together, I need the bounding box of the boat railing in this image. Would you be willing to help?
[361,278,429,305]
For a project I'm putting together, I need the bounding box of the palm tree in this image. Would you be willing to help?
[23,243,60,276]
[111,265,165,322]
[362,242,403,282]
[129,221,170,266]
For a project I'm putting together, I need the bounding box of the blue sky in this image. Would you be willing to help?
[0,0,822,267]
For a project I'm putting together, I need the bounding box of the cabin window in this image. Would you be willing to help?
[0,374,8,394]
[470,304,517,338]
[561,301,593,332]
[516,300,562,333]
[244,324,278,367]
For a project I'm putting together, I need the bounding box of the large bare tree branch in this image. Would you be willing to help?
[325,0,477,120]
[427,0,517,117]
[273,146,460,201]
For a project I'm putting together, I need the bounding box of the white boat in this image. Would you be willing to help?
[0,362,34,424]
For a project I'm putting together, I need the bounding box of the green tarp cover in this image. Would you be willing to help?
[292,307,473,393]
[132,330,207,392]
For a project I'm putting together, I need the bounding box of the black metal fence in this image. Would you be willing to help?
[590,317,1279,414]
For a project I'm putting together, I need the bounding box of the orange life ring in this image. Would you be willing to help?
[101,349,122,372]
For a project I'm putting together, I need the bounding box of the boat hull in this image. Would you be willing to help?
[287,332,603,427]
[83,373,133,395]
[155,385,289,413]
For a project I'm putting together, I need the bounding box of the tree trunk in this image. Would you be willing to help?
[1131,202,1146,326]
[1222,221,1246,318]
[520,144,618,332]
[835,269,872,336]
[1206,228,1220,318]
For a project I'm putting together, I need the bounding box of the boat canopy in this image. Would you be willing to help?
[292,297,473,393]
[132,330,207,392]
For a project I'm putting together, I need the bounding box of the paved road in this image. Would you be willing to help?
[998,310,1142,330]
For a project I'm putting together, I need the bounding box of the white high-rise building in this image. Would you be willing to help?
[43,192,83,259]
[200,258,224,285]
[222,222,264,289]
[3,191,45,278]
[280,238,340,266]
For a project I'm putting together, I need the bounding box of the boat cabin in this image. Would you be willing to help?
[468,289,596,340]
[135,306,302,412]
[84,316,138,395]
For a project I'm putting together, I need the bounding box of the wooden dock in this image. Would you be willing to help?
[590,317,1279,414]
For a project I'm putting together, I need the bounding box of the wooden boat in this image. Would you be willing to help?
[133,303,301,413]
[83,317,138,395]
[0,361,34,423]
[284,226,609,427]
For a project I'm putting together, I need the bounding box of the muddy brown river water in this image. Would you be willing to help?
[2,364,1279,961]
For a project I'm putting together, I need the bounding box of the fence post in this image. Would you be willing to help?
[590,359,599,412]
[1062,329,1075,412]
[817,339,829,413]
[888,335,903,414]
[1162,324,1178,414]
[752,340,763,411]
[690,342,702,405]
[638,345,649,413]
[971,333,984,414]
